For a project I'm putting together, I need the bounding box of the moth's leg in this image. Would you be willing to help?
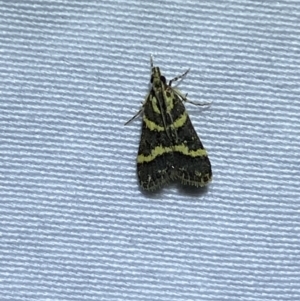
[173,88,212,106]
[124,108,143,125]
[124,92,150,125]
[169,69,190,86]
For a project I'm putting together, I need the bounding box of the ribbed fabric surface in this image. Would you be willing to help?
[1,1,300,300]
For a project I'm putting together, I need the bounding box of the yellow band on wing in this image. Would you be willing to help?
[138,146,172,163]
[143,113,187,132]
[143,117,165,131]
[172,112,187,129]
[173,145,207,157]
[137,144,207,163]
[151,96,161,114]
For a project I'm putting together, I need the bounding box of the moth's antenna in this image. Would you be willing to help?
[150,54,154,68]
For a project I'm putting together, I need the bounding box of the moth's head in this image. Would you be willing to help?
[151,67,167,86]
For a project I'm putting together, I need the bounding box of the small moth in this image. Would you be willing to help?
[126,56,212,191]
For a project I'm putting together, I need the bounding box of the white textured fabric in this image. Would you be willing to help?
[1,1,300,300]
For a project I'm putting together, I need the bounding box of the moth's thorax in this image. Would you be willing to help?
[150,66,174,113]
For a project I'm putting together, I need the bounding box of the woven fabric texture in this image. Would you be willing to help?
[1,1,300,300]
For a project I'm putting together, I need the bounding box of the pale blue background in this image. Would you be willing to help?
[1,1,300,300]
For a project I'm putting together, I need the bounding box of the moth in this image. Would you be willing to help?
[126,56,212,191]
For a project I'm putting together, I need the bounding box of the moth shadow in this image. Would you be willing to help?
[139,186,166,199]
[176,183,210,197]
